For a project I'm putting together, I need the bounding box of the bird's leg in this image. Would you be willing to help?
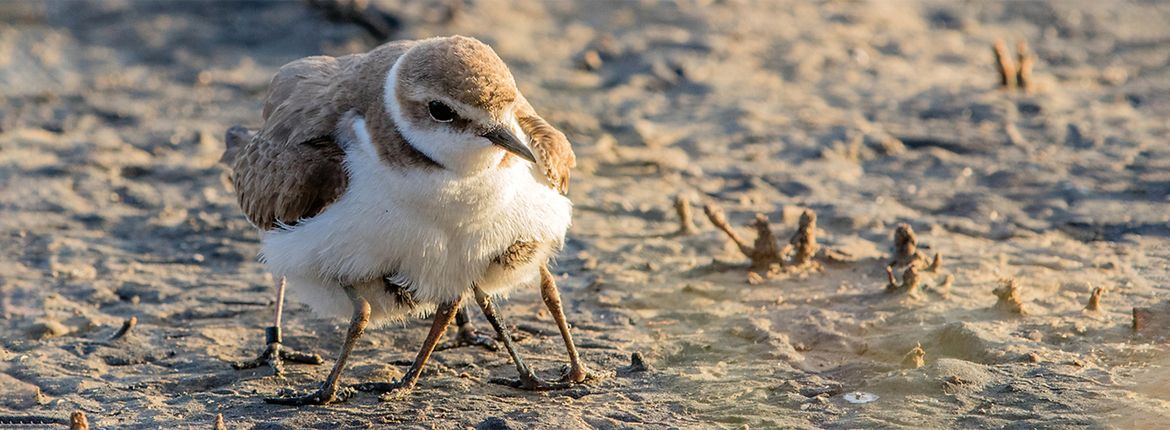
[265,285,370,406]
[540,264,591,383]
[233,276,324,375]
[355,296,463,401]
[435,307,499,352]
[476,287,573,390]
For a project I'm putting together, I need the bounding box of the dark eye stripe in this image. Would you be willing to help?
[427,101,457,122]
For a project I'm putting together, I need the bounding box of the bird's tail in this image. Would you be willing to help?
[220,125,255,166]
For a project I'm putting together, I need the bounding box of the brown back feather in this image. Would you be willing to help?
[230,42,414,230]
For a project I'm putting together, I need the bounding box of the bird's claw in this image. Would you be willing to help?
[352,381,414,401]
[558,365,592,384]
[352,381,401,392]
[490,365,595,391]
[232,342,323,376]
[489,375,574,391]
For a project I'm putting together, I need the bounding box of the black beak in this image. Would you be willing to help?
[481,128,536,163]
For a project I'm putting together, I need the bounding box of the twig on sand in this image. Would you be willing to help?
[891,224,922,268]
[674,194,698,235]
[886,224,954,299]
[902,343,926,369]
[1084,286,1105,312]
[1016,40,1034,94]
[894,224,916,262]
[889,224,936,270]
[787,210,819,267]
[71,412,89,430]
[992,278,1026,314]
[993,39,1037,94]
[703,204,784,272]
[926,253,943,273]
[748,214,785,270]
[993,39,1017,89]
[108,316,138,342]
[703,205,834,280]
[886,266,921,297]
[704,204,752,257]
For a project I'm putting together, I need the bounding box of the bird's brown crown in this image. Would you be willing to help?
[395,36,518,116]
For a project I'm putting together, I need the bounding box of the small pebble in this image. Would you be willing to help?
[842,392,879,404]
[582,50,603,71]
[628,351,650,372]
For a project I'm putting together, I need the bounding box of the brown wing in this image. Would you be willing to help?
[231,56,352,230]
[231,42,417,230]
[515,94,575,195]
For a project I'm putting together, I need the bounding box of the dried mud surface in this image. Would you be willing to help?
[2,1,1170,428]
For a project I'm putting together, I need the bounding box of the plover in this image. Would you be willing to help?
[222,36,587,405]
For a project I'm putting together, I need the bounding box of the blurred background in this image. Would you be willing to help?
[2,1,1170,428]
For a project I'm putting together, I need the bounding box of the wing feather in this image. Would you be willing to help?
[515,94,575,195]
[231,57,352,230]
[230,42,416,230]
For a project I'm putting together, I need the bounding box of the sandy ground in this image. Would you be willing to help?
[2,0,1170,428]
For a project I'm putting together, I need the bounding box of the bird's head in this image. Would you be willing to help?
[385,36,534,175]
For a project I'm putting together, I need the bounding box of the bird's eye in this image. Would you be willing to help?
[427,101,457,123]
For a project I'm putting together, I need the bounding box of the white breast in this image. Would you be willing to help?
[258,117,572,323]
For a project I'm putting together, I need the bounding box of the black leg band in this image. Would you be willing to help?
[265,326,282,344]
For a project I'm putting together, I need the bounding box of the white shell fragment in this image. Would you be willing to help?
[842,392,880,404]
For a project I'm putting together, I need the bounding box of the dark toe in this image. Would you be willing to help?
[264,393,326,406]
[353,381,401,393]
[263,387,351,406]
[489,376,571,391]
